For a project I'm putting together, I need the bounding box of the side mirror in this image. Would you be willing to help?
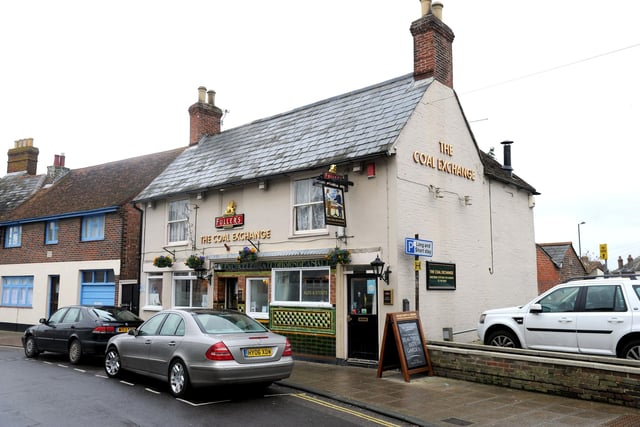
[39,318,47,324]
[128,329,137,336]
[530,303,542,314]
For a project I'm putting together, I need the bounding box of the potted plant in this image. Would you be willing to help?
[153,255,174,268]
[185,254,205,270]
[237,246,258,263]
[326,247,351,267]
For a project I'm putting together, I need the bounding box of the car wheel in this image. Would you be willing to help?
[68,339,83,365]
[24,336,40,358]
[486,329,520,348]
[169,359,190,398]
[621,340,640,360]
[104,346,122,378]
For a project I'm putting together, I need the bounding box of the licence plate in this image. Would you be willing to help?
[245,347,272,357]
[117,327,132,333]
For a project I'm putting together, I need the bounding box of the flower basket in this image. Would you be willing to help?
[237,246,258,263]
[153,255,174,268]
[185,254,205,270]
[326,247,351,266]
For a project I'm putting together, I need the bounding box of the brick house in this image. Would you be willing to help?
[0,146,183,330]
[536,242,587,294]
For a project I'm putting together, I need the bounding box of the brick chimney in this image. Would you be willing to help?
[46,153,70,183]
[7,138,39,175]
[410,1,455,87]
[188,86,223,146]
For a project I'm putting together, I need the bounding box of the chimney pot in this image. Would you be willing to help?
[420,0,432,16]
[618,256,624,269]
[432,2,443,20]
[198,86,207,103]
[207,90,215,106]
[628,255,634,265]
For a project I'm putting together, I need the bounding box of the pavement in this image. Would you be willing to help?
[2,331,639,426]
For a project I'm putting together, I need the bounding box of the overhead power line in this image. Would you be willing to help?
[460,42,640,96]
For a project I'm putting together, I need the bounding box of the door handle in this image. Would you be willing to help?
[558,317,573,323]
[168,342,176,347]
[144,340,152,345]
[607,317,624,323]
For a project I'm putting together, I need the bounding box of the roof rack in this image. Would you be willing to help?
[566,273,637,282]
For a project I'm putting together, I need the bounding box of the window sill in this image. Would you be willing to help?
[142,305,163,312]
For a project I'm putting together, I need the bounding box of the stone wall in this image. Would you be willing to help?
[427,341,640,409]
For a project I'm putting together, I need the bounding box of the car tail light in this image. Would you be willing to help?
[93,326,115,334]
[206,342,234,361]
[283,338,293,357]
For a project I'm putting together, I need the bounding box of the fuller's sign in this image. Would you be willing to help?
[215,214,244,229]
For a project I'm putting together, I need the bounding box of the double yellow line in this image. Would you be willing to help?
[292,393,401,427]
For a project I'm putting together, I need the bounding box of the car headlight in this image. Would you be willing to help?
[479,314,486,324]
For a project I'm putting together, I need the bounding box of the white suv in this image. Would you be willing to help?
[477,277,640,359]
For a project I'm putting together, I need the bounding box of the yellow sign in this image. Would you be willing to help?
[414,260,421,271]
[599,244,608,260]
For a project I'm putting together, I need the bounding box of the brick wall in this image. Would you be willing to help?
[427,342,640,409]
[0,212,123,264]
[536,246,560,293]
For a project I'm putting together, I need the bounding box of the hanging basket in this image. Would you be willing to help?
[153,255,174,268]
[185,254,205,270]
[326,247,351,267]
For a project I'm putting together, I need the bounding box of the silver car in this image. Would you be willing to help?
[104,309,294,397]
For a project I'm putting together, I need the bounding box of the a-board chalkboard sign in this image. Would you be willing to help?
[376,311,432,382]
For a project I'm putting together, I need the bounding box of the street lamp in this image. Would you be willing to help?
[578,221,586,258]
[370,255,391,284]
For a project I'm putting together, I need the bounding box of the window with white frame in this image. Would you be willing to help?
[147,273,163,307]
[168,199,189,244]
[173,272,208,308]
[1,276,33,307]
[81,214,105,241]
[273,267,330,305]
[4,225,22,248]
[45,221,59,244]
[247,278,270,319]
[293,178,325,233]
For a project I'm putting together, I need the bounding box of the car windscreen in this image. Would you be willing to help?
[91,308,143,322]
[196,312,268,334]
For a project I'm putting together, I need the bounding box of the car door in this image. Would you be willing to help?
[34,308,68,351]
[523,286,580,352]
[53,307,83,352]
[576,285,632,356]
[120,313,167,372]
[146,313,185,375]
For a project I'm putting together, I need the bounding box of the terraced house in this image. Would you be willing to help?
[0,144,183,330]
[132,3,539,363]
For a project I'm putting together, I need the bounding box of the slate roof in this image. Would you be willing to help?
[538,243,572,268]
[136,74,431,201]
[135,73,538,202]
[479,151,539,195]
[0,172,45,217]
[0,148,184,224]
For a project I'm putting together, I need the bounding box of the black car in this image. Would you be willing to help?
[22,305,143,364]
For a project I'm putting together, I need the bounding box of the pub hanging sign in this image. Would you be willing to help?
[316,165,353,228]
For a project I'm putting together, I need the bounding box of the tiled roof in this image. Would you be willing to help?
[136,74,431,201]
[1,148,184,223]
[0,172,45,218]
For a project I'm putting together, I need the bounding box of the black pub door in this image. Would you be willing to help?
[121,283,140,315]
[347,275,379,360]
